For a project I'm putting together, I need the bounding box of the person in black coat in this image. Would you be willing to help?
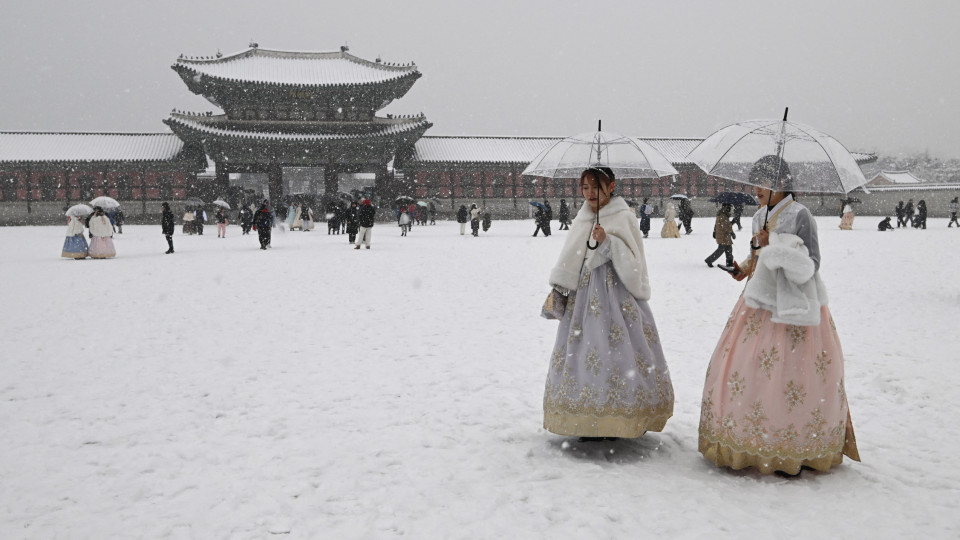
[346,202,360,243]
[543,200,553,236]
[916,200,927,229]
[877,217,894,231]
[354,199,376,249]
[429,202,437,225]
[456,205,469,235]
[532,207,547,237]
[194,207,205,235]
[730,202,744,231]
[895,201,905,228]
[114,208,125,234]
[557,199,570,230]
[239,205,253,234]
[161,202,175,254]
[678,198,694,235]
[253,201,273,250]
[904,199,915,227]
[638,197,653,237]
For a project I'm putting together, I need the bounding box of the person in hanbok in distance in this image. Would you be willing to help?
[61,214,88,259]
[698,155,860,475]
[543,167,674,441]
[301,204,314,231]
[87,207,117,259]
[216,207,229,238]
[839,202,855,230]
[661,203,681,238]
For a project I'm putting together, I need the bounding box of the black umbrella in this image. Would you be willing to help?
[709,192,759,206]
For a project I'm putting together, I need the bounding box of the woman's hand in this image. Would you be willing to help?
[592,224,606,244]
[755,229,770,248]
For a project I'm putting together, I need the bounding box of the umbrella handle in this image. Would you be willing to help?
[587,238,598,250]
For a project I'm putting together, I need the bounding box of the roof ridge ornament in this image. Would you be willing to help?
[249,40,258,48]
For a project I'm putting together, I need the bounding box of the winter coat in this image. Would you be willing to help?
[558,202,570,222]
[346,205,360,233]
[549,197,651,301]
[950,201,959,213]
[399,212,412,226]
[470,207,481,221]
[89,215,114,238]
[917,202,927,218]
[456,206,468,223]
[358,203,376,228]
[239,208,252,226]
[895,203,905,218]
[744,231,829,326]
[544,203,553,221]
[161,209,175,235]
[713,209,735,245]
[253,207,273,229]
[216,210,227,224]
[66,215,86,236]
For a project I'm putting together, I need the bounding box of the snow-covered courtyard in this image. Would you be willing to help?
[2,215,958,538]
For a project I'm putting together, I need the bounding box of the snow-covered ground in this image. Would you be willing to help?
[1,214,958,539]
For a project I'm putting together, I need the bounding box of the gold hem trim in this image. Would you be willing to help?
[544,409,672,438]
[698,435,855,475]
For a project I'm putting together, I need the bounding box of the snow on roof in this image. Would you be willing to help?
[164,113,430,141]
[870,170,924,184]
[0,132,189,163]
[412,136,877,168]
[174,47,419,87]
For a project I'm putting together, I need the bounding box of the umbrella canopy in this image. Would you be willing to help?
[669,194,689,200]
[183,197,206,207]
[522,130,678,180]
[842,197,862,204]
[89,196,120,209]
[528,201,546,210]
[395,195,415,205]
[709,192,759,206]
[625,200,640,207]
[212,199,231,209]
[416,201,429,207]
[686,111,868,194]
[65,204,94,217]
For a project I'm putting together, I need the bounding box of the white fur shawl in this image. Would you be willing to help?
[744,232,829,326]
[89,215,114,238]
[549,197,651,301]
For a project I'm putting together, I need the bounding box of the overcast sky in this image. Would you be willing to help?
[2,0,957,157]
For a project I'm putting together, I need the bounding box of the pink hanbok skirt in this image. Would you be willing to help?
[698,294,859,474]
[88,237,116,259]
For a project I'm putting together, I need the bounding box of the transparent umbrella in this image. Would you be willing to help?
[65,204,94,217]
[89,196,120,209]
[686,109,868,195]
[522,122,678,249]
[212,199,231,209]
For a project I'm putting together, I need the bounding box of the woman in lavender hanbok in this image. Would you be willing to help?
[699,156,860,474]
[543,167,674,440]
[61,215,88,259]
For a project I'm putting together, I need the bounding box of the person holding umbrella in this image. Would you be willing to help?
[87,206,116,259]
[704,203,735,268]
[698,155,859,475]
[215,206,229,238]
[542,167,674,441]
[661,202,681,238]
[61,206,90,259]
[678,198,695,235]
[730,202,744,231]
[161,202,175,254]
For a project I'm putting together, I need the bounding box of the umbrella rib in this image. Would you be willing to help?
[707,125,769,178]
[792,124,861,193]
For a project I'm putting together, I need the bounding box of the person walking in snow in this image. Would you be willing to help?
[705,203,736,268]
[949,197,959,228]
[895,201,906,228]
[661,203,681,238]
[429,201,437,225]
[678,198,694,235]
[61,213,88,259]
[638,197,653,238]
[916,199,927,229]
[456,204,469,235]
[698,155,859,475]
[161,202,175,254]
[216,207,228,238]
[252,200,273,250]
[904,199,915,227]
[543,200,553,236]
[88,207,116,259]
[542,166,674,441]
[839,201,855,230]
[239,205,253,235]
[730,202,744,231]
[194,207,206,235]
[354,198,376,249]
[469,203,481,237]
[482,210,492,232]
[399,207,412,236]
[557,199,570,230]
[346,201,360,243]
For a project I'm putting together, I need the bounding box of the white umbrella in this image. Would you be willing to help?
[89,196,120,209]
[65,204,94,217]
[685,109,868,194]
[212,199,231,209]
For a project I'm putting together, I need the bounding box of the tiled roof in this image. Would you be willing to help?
[412,136,877,167]
[173,47,419,87]
[164,112,431,141]
[0,132,190,163]
[870,170,924,184]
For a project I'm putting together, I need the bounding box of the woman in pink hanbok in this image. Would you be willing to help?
[699,156,859,475]
[87,207,116,259]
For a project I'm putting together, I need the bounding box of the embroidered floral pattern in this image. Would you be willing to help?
[742,401,768,445]
[588,293,603,318]
[585,347,601,376]
[757,346,781,378]
[784,380,806,412]
[568,323,583,346]
[787,325,807,349]
[551,346,566,374]
[643,324,660,345]
[579,268,591,290]
[620,299,640,322]
[815,352,832,383]
[727,371,746,399]
[608,322,624,348]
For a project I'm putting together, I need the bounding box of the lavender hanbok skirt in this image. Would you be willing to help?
[544,260,674,438]
[61,234,88,259]
[88,237,116,259]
